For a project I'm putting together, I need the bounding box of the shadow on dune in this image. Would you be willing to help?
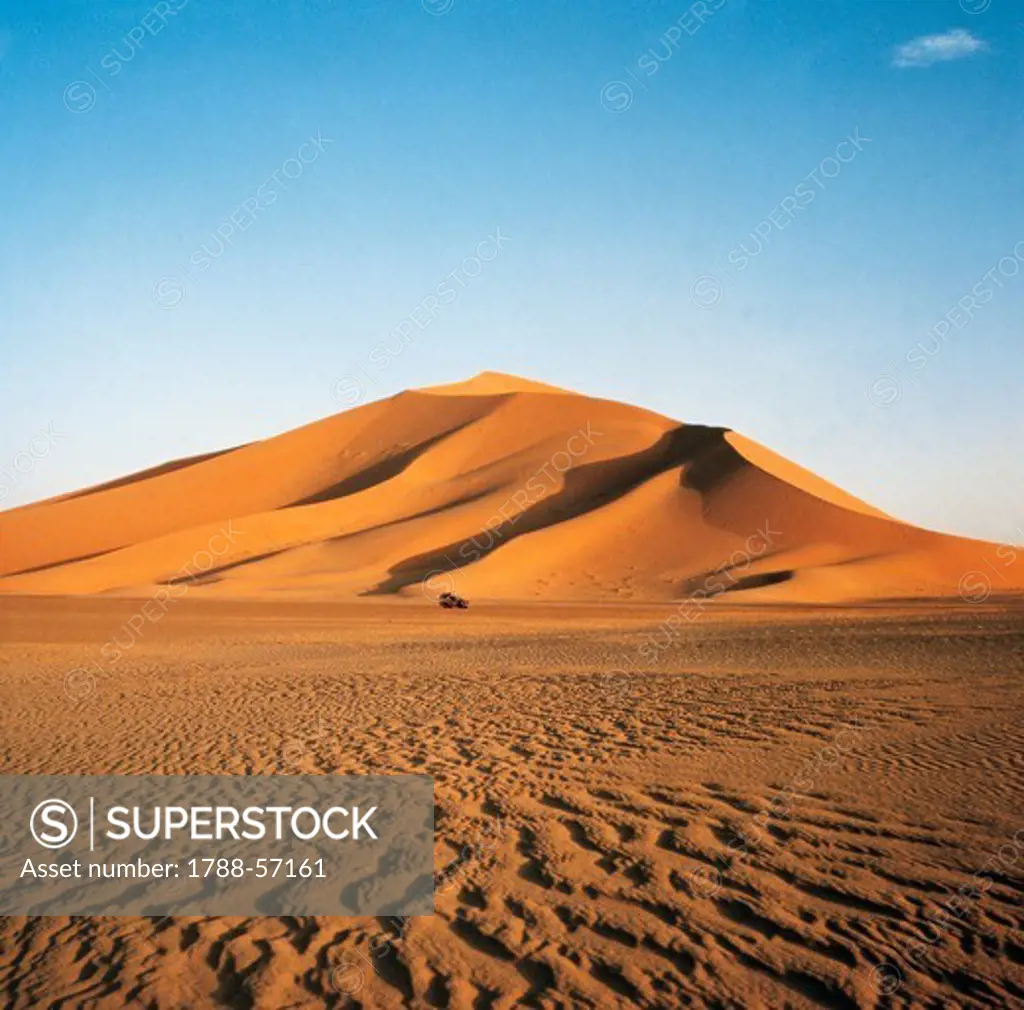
[680,568,795,597]
[5,547,116,578]
[281,428,471,509]
[365,425,750,596]
[161,487,504,589]
[52,447,244,504]
[280,395,512,510]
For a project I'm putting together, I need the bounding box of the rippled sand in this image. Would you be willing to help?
[2,597,1023,1008]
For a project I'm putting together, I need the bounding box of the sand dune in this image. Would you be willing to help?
[1,372,1019,603]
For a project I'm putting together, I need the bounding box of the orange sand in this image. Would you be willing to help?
[1,372,1019,604]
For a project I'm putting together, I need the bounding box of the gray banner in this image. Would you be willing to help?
[0,775,434,916]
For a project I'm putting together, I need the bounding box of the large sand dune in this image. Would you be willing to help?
[1,372,1018,603]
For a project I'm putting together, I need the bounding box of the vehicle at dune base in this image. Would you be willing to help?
[438,591,470,610]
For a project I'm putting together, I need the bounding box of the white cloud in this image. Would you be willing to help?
[892,28,988,69]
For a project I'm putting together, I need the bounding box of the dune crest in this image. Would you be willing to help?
[419,370,575,397]
[1,375,1018,603]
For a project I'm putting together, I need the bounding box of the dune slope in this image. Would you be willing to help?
[0,372,1017,603]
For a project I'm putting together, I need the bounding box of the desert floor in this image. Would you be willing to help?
[2,597,1023,1009]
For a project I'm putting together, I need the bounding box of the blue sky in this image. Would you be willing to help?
[1,0,1021,542]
